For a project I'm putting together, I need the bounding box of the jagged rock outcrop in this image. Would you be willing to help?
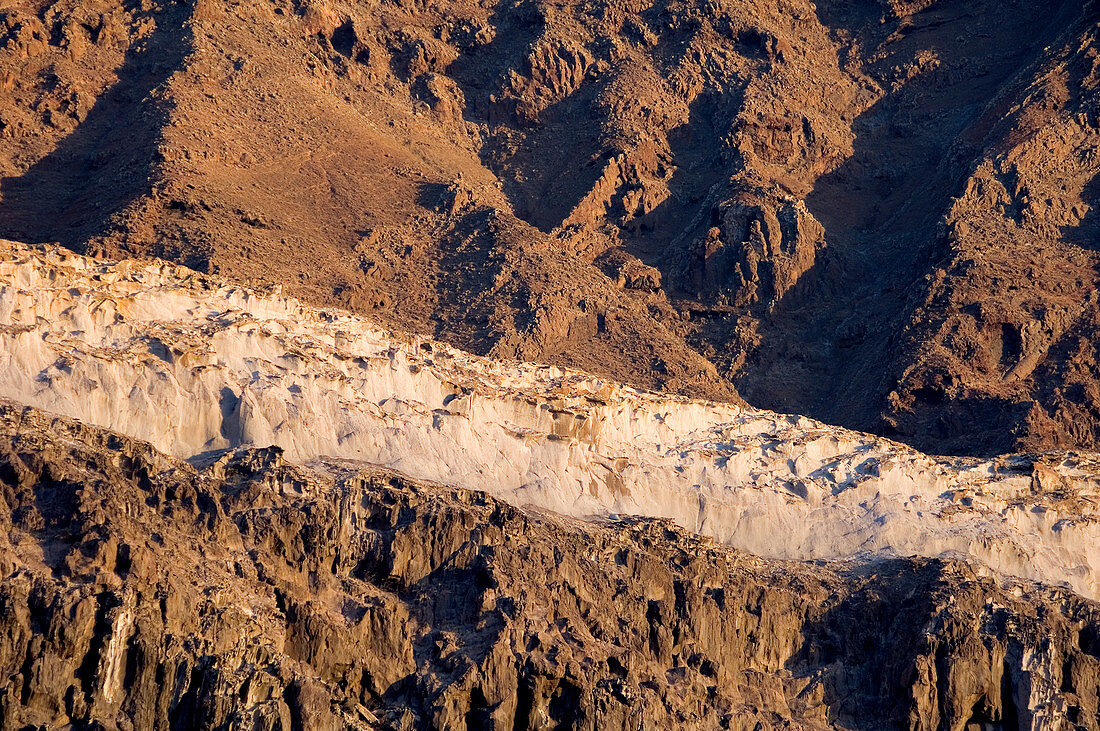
[3,400,1100,730]
[685,185,826,308]
[879,10,1100,455]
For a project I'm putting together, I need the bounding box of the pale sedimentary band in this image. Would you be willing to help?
[2,240,1099,598]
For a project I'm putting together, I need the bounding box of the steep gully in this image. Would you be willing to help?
[737,0,1082,435]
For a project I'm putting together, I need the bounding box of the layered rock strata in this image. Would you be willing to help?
[3,401,1100,730]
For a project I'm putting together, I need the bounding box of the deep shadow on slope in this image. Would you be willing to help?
[445,2,585,233]
[1067,173,1100,251]
[628,90,741,294]
[784,559,1062,730]
[735,0,1075,441]
[0,5,191,252]
[478,80,610,233]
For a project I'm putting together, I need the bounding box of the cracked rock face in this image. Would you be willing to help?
[2,244,1100,730]
[3,400,1100,730]
[1,0,1100,727]
[3,241,1100,604]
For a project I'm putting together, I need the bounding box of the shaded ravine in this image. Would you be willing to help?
[734,0,1078,436]
[0,4,192,252]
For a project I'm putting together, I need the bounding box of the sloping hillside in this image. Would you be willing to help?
[1,0,1099,454]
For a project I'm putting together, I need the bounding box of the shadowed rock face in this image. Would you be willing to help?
[1,0,1099,455]
[3,1,1100,728]
[3,401,1100,731]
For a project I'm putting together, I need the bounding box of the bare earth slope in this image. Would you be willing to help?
[1,0,1099,455]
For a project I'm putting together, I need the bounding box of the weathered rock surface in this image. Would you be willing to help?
[3,400,1100,730]
[4,241,1100,603]
[2,3,1100,726]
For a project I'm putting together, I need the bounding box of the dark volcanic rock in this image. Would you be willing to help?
[1,401,1099,730]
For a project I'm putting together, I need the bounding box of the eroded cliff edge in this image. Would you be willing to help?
[5,242,1100,729]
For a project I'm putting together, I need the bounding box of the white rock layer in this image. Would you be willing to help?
[3,240,1100,597]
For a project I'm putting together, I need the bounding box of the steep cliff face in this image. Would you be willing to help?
[3,2,1100,726]
[2,0,1099,454]
[4,401,1100,731]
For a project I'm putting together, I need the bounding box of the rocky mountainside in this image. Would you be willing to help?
[5,401,1100,730]
[3,0,1100,728]
[2,0,1099,455]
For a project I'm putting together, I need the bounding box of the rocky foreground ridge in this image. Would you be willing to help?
[5,400,1100,730]
[3,241,1100,602]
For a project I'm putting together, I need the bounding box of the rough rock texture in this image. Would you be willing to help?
[728,0,1100,456]
[2,3,1100,728]
[0,0,741,404]
[3,400,1100,730]
[6,240,1100,601]
[2,0,1100,455]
